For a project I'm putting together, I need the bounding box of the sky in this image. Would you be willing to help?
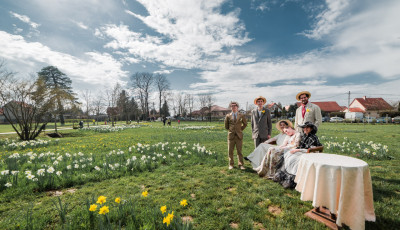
[1,0,400,111]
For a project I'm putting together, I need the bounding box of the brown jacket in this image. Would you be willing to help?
[224,112,247,140]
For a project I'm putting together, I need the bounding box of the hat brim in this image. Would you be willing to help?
[276,119,293,133]
[299,123,318,134]
[296,91,311,101]
[254,96,267,105]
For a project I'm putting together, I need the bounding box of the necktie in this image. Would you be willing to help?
[234,113,237,121]
[302,106,306,118]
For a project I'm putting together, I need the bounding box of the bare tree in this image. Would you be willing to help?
[81,89,92,117]
[130,72,154,120]
[155,74,170,117]
[92,92,105,124]
[198,94,208,121]
[0,63,51,140]
[206,94,215,121]
[105,83,122,126]
[185,94,195,120]
[175,93,185,116]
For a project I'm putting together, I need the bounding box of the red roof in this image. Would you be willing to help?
[348,108,365,113]
[296,101,342,112]
[352,97,393,111]
[210,105,230,112]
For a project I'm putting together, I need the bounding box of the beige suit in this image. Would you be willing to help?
[294,102,322,133]
[224,112,247,167]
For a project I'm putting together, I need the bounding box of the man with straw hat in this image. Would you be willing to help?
[294,91,322,133]
[251,96,272,148]
[225,101,248,170]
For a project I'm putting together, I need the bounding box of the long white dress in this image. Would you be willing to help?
[254,132,301,177]
[247,133,287,169]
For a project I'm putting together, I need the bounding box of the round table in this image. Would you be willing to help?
[295,153,375,230]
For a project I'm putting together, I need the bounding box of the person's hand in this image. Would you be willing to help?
[267,135,271,139]
[290,149,298,154]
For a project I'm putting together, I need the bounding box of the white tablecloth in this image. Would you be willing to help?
[295,153,375,230]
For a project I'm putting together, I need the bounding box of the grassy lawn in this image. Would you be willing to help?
[0,122,399,229]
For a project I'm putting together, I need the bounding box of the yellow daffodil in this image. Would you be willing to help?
[163,216,171,226]
[96,196,107,204]
[99,206,109,215]
[142,191,148,197]
[160,205,167,214]
[261,110,265,114]
[167,211,174,220]
[163,212,174,226]
[180,199,188,207]
[306,108,310,112]
[89,204,97,212]
[115,197,121,204]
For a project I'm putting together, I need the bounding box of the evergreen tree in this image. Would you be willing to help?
[161,101,170,117]
[37,66,77,125]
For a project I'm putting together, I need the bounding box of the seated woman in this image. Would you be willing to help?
[256,126,300,178]
[274,121,322,189]
[245,120,293,169]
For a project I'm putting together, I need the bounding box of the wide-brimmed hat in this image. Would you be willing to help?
[296,91,311,101]
[254,96,267,105]
[276,119,293,133]
[299,121,318,134]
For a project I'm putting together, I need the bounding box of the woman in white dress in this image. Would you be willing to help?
[255,126,301,177]
[245,120,293,169]
[274,122,322,189]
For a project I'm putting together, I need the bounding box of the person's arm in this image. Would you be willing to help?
[241,115,247,130]
[314,105,322,128]
[265,134,279,144]
[266,109,272,138]
[224,115,229,130]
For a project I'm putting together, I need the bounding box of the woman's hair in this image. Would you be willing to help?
[280,121,289,126]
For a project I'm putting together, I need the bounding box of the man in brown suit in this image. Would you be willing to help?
[251,96,272,148]
[224,101,247,170]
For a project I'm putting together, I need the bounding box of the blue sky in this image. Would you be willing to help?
[1,0,399,110]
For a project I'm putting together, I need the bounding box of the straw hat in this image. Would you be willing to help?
[296,91,311,101]
[254,96,267,105]
[276,119,293,133]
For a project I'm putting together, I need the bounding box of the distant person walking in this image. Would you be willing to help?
[163,117,167,126]
[251,96,272,148]
[224,101,247,170]
[294,91,322,133]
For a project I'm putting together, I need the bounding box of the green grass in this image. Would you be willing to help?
[0,122,399,229]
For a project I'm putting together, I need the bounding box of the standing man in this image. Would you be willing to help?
[224,101,247,170]
[294,91,322,133]
[251,96,272,148]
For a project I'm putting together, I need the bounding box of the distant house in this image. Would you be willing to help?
[266,102,282,112]
[296,101,342,115]
[190,105,231,118]
[345,96,393,118]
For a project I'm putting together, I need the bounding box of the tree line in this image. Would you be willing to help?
[0,62,216,140]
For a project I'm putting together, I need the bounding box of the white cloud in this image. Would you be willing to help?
[154,69,174,74]
[96,0,251,70]
[9,11,40,29]
[71,20,89,30]
[0,31,128,87]
[300,0,350,39]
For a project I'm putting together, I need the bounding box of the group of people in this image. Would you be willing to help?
[224,91,323,189]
